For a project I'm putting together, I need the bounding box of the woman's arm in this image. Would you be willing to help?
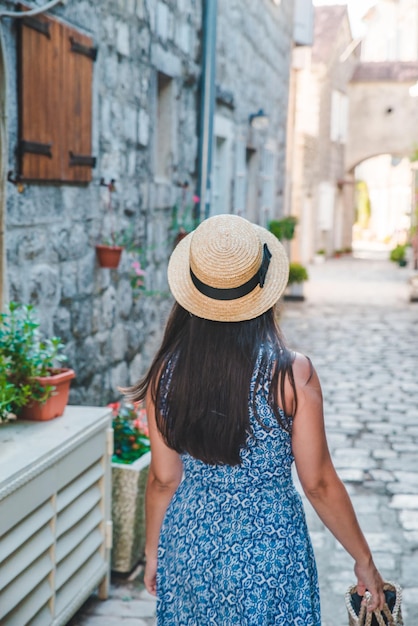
[144,388,183,595]
[287,353,385,612]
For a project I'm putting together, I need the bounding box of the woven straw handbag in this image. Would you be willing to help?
[345,582,403,626]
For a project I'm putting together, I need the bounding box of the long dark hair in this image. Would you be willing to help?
[126,302,297,466]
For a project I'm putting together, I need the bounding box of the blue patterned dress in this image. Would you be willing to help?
[156,349,321,625]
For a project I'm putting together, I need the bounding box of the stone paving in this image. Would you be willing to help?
[69,256,418,626]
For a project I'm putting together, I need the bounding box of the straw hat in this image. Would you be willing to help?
[168,214,289,322]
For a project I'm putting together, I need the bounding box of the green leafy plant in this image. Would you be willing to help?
[389,244,407,265]
[0,357,26,420]
[0,302,68,420]
[268,216,298,241]
[316,249,326,255]
[288,262,309,284]
[109,401,150,464]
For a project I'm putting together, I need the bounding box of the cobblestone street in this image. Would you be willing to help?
[283,257,418,625]
[70,256,418,626]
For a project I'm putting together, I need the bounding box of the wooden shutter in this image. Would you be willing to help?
[18,7,96,183]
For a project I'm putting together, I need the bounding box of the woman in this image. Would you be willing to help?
[127,214,384,625]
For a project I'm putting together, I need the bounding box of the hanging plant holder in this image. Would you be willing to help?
[95,244,123,269]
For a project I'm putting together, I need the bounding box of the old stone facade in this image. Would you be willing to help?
[348,0,418,247]
[286,6,359,263]
[215,0,294,225]
[0,0,295,405]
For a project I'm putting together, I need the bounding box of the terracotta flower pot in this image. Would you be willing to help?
[19,368,76,421]
[95,244,123,268]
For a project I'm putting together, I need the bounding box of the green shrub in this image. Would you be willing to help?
[268,216,298,241]
[288,262,309,284]
[389,244,406,264]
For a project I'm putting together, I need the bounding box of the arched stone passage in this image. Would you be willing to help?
[353,153,413,246]
[0,28,7,309]
[346,64,418,174]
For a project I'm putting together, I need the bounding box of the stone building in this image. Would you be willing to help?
[0,0,295,405]
[286,5,358,263]
[347,0,418,247]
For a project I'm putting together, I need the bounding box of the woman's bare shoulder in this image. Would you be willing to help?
[289,351,316,387]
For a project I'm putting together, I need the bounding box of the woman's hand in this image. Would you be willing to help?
[354,559,385,612]
[144,555,158,596]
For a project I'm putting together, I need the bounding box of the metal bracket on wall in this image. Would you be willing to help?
[69,151,97,167]
[7,171,25,193]
[69,37,98,61]
[100,178,116,192]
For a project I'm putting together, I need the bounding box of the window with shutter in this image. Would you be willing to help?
[18,7,96,183]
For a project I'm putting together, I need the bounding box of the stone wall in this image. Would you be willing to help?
[215,0,294,220]
[1,0,294,405]
[288,8,358,262]
[347,74,418,172]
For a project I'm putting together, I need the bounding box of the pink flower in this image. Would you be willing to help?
[131,261,146,276]
[193,195,200,203]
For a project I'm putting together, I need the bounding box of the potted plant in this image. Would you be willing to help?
[0,302,75,421]
[285,262,309,301]
[96,240,124,269]
[390,244,407,267]
[0,356,22,421]
[96,179,125,268]
[314,249,326,264]
[109,400,151,573]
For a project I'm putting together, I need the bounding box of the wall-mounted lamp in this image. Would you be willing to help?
[248,109,269,130]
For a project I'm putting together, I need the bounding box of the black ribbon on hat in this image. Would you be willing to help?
[190,243,272,301]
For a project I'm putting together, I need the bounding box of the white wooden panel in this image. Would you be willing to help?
[54,554,106,619]
[0,552,53,620]
[56,487,102,538]
[0,499,54,563]
[29,603,53,626]
[57,461,103,512]
[2,580,52,626]
[54,432,106,492]
[0,408,111,626]
[56,507,102,562]
[55,530,103,589]
[0,466,56,536]
[0,525,54,589]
